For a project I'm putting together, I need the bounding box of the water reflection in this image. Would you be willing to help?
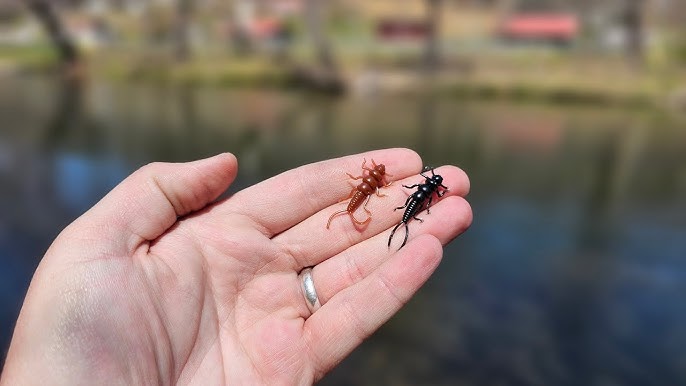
[1,76,685,384]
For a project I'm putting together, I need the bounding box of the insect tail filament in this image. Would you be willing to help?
[387,221,409,250]
[326,210,348,229]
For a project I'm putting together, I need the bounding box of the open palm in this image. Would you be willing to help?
[2,149,471,385]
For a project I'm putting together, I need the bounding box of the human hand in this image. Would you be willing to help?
[1,149,472,385]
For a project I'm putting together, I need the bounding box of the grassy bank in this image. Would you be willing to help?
[1,45,683,109]
[0,45,57,72]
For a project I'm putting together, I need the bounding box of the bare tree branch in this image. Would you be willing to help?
[24,0,80,66]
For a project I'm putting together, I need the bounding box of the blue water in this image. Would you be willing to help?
[1,76,685,385]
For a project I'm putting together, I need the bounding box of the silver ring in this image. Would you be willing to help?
[299,267,321,313]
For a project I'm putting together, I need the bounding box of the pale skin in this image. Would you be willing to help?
[1,148,472,385]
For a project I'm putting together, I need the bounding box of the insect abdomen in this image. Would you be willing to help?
[347,191,366,212]
[402,199,420,223]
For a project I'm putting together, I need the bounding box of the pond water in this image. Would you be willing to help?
[1,75,686,385]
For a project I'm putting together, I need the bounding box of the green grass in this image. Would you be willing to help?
[93,54,292,88]
[0,44,58,70]
[442,80,654,108]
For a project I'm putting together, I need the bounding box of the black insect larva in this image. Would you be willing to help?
[388,167,449,250]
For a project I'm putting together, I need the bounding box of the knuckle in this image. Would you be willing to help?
[344,255,366,286]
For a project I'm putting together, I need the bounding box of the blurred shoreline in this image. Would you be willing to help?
[3,1,686,110]
[1,46,685,110]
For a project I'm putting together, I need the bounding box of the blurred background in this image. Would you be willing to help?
[1,0,686,384]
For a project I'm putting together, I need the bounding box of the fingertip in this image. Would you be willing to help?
[188,153,239,194]
[389,234,444,289]
[204,152,238,178]
[391,147,423,167]
[454,166,470,196]
[427,195,473,245]
[407,233,444,265]
[452,195,473,234]
[361,148,423,177]
[217,152,238,169]
[434,165,470,197]
[461,197,474,230]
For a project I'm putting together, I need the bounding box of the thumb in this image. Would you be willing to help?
[68,153,238,255]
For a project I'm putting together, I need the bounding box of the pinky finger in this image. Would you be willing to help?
[302,234,443,380]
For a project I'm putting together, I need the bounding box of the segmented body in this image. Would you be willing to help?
[327,159,392,228]
[401,197,422,224]
[345,182,373,213]
[388,168,449,250]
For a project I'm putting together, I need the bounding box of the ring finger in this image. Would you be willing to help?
[306,195,472,306]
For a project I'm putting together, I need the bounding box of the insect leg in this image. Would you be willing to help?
[346,172,365,180]
[361,158,373,172]
[362,195,373,220]
[351,196,372,225]
[350,212,372,226]
[394,195,413,211]
[425,194,434,214]
[338,187,357,203]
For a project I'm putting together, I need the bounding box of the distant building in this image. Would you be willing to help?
[376,19,428,41]
[498,13,579,45]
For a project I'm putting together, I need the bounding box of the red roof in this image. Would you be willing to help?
[500,13,579,40]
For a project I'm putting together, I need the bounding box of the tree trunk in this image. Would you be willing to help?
[25,0,79,67]
[623,0,645,66]
[303,0,336,72]
[174,0,193,62]
[423,0,441,73]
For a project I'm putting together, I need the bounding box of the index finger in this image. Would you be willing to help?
[218,148,422,237]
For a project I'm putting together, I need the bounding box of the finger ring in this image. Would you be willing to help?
[299,267,321,314]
